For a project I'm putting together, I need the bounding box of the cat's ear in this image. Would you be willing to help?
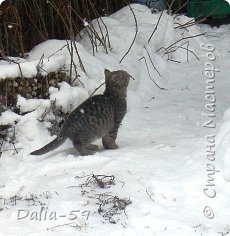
[104,69,111,80]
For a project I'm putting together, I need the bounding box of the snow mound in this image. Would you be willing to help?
[49,82,88,113]
[0,55,66,80]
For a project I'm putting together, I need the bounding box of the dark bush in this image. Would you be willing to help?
[0,0,127,57]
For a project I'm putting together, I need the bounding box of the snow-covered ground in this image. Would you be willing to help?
[0,4,230,236]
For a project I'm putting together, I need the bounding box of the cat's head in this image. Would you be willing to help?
[104,69,130,90]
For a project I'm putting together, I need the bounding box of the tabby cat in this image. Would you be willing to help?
[30,69,130,156]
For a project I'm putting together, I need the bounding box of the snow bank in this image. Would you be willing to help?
[17,95,51,113]
[49,82,88,113]
[0,55,66,80]
[0,110,21,125]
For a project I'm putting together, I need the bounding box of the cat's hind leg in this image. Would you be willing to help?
[86,144,99,151]
[102,133,119,149]
[73,141,98,155]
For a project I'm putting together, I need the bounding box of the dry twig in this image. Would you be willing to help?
[156,32,206,53]
[90,82,105,97]
[139,56,166,90]
[144,46,162,77]
[119,2,138,63]
[148,11,164,44]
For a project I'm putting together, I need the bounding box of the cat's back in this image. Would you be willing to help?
[69,94,115,120]
[62,94,116,138]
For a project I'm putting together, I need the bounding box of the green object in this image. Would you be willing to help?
[187,0,230,19]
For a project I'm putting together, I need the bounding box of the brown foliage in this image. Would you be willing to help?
[0,0,127,57]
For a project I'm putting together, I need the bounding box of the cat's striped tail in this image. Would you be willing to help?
[30,136,66,156]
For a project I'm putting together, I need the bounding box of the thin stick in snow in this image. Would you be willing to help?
[0,53,24,79]
[139,56,166,90]
[156,32,206,53]
[146,189,155,202]
[90,82,105,97]
[119,2,138,64]
[144,46,162,77]
[174,6,219,31]
[186,41,189,62]
[165,41,200,62]
[73,41,86,74]
[148,11,164,44]
[66,40,74,83]
[47,45,68,60]
[168,58,181,63]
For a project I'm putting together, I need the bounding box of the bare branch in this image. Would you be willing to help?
[0,52,24,79]
[47,45,68,60]
[139,56,166,90]
[167,41,200,61]
[144,46,162,77]
[156,32,206,53]
[148,11,164,44]
[90,82,105,97]
[168,58,181,63]
[146,189,154,202]
[119,3,138,64]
